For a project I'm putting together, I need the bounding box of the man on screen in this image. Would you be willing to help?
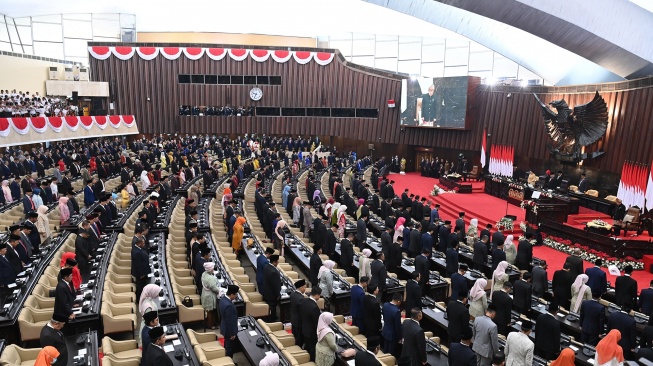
[416,84,439,126]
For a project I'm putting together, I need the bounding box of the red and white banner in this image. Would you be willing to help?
[0,115,137,142]
[481,128,487,168]
[88,46,335,66]
[488,144,514,177]
[617,161,648,209]
[645,161,653,211]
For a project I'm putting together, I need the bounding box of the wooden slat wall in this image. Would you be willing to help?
[90,46,653,175]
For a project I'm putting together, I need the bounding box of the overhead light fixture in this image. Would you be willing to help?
[520,79,529,87]
[410,74,418,81]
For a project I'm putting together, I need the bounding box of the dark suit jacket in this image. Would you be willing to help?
[534,312,560,360]
[491,231,504,249]
[5,246,23,274]
[450,272,468,300]
[382,302,402,342]
[513,280,533,313]
[24,220,40,249]
[447,300,470,343]
[54,280,75,318]
[415,254,430,290]
[142,342,173,366]
[615,275,638,309]
[323,230,337,258]
[532,266,548,298]
[446,247,459,276]
[263,264,281,303]
[356,218,367,243]
[363,294,382,337]
[552,269,572,310]
[491,290,512,336]
[405,280,422,315]
[340,239,354,268]
[473,240,488,268]
[351,284,365,320]
[219,295,238,339]
[309,253,322,287]
[515,239,532,270]
[40,324,68,366]
[585,266,608,296]
[380,232,392,257]
[131,246,150,279]
[640,288,653,316]
[289,291,304,330]
[607,311,637,357]
[0,256,16,286]
[300,298,321,340]
[491,249,506,271]
[401,319,427,366]
[354,350,381,366]
[370,259,387,292]
[578,179,589,193]
[388,243,403,273]
[641,326,653,348]
[565,255,584,280]
[448,342,476,366]
[580,299,605,339]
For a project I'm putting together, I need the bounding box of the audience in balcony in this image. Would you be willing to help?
[0,90,78,118]
[179,105,255,116]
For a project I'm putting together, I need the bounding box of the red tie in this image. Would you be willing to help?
[19,240,28,253]
[29,197,34,209]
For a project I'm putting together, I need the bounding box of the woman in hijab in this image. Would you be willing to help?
[337,205,347,238]
[313,190,321,206]
[359,249,372,281]
[325,198,335,219]
[58,197,70,225]
[318,260,336,299]
[315,312,338,366]
[570,274,592,313]
[140,170,150,191]
[232,216,247,257]
[394,217,406,243]
[466,218,479,245]
[274,220,287,255]
[595,329,624,366]
[330,202,340,227]
[221,193,233,218]
[259,353,279,366]
[60,252,81,290]
[201,262,221,329]
[292,196,302,225]
[468,278,488,318]
[355,198,365,219]
[37,205,51,243]
[1,180,12,203]
[34,346,59,366]
[282,183,291,208]
[551,348,576,366]
[138,284,162,344]
[504,234,517,265]
[120,184,130,208]
[491,261,510,295]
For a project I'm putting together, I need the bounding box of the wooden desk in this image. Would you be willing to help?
[159,323,201,366]
[146,232,178,324]
[236,316,290,366]
[65,331,99,366]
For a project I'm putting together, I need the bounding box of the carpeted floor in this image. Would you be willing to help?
[389,172,653,291]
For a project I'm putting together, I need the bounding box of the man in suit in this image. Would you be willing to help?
[438,220,452,253]
[6,235,24,275]
[0,243,16,287]
[456,212,466,233]
[352,336,382,365]
[83,180,95,207]
[491,230,504,251]
[615,264,638,310]
[219,285,239,357]
[480,224,492,244]
[370,253,387,296]
[513,273,532,314]
[401,308,427,366]
[54,267,75,320]
[612,198,627,236]
[607,304,637,359]
[565,248,584,280]
[408,223,422,258]
[534,311,561,360]
[257,247,275,291]
[492,281,513,336]
[24,212,41,251]
[340,232,356,279]
[301,287,322,361]
[430,204,441,226]
[580,292,605,346]
[381,293,403,357]
[505,320,534,366]
[380,226,393,259]
[491,242,506,271]
[323,224,338,260]
[309,245,323,288]
[40,313,70,366]
[447,292,470,343]
[531,260,548,298]
[640,280,653,317]
[131,236,150,302]
[22,189,35,216]
[446,240,460,277]
[586,259,608,297]
[356,215,368,250]
[448,326,476,366]
[450,263,469,301]
[552,262,572,311]
[474,235,489,271]
[578,173,589,193]
[351,276,368,333]
[143,327,173,366]
[363,285,382,338]
[405,271,422,318]
[515,233,533,271]
[415,249,431,294]
[263,255,282,321]
[472,305,500,366]
[290,280,306,347]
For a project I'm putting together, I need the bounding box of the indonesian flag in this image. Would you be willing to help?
[489,145,495,175]
[481,128,487,168]
[646,161,653,211]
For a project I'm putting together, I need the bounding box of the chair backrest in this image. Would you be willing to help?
[585,189,599,197]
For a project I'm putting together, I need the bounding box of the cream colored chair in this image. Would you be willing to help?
[240,291,269,318]
[193,345,235,366]
[18,307,52,341]
[0,345,41,366]
[101,338,142,360]
[101,356,142,366]
[24,294,55,310]
[101,302,137,335]
[187,329,223,352]
[174,293,204,324]
[585,189,599,197]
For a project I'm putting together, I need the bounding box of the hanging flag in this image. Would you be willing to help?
[481,128,487,168]
[645,161,653,211]
[617,162,626,203]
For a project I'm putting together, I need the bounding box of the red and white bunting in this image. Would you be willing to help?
[80,116,94,130]
[95,116,108,130]
[10,118,29,135]
[48,117,63,133]
[0,116,135,138]
[122,115,135,127]
[29,117,48,134]
[87,46,335,66]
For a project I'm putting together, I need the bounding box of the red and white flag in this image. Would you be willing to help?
[481,128,487,168]
[645,161,653,211]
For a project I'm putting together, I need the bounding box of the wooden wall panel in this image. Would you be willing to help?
[90,43,653,175]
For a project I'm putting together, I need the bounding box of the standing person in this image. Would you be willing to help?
[301,287,322,361]
[448,326,476,366]
[356,215,368,250]
[570,274,592,314]
[552,263,573,311]
[53,268,75,320]
[309,245,323,288]
[351,276,368,334]
[138,285,161,343]
[615,265,638,309]
[607,305,637,360]
[315,312,339,366]
[400,308,427,366]
[131,236,150,302]
[450,264,469,301]
[472,305,500,366]
[200,262,220,329]
[74,229,91,280]
[339,232,355,279]
[550,348,576,366]
[586,259,608,297]
[505,320,534,366]
[491,261,510,295]
[534,310,561,360]
[387,236,403,274]
[263,255,282,321]
[512,273,532,314]
[446,241,460,277]
[447,292,470,343]
[515,233,533,271]
[381,293,403,357]
[363,285,382,338]
[565,248,584,280]
[36,205,51,244]
[318,260,335,309]
[469,278,488,318]
[257,247,275,291]
[142,327,173,366]
[290,279,307,346]
[580,292,606,346]
[369,253,387,296]
[140,311,159,365]
[34,347,60,366]
[594,330,625,366]
[359,248,372,281]
[491,242,506,271]
[381,226,393,259]
[40,314,69,366]
[503,235,517,265]
[415,249,430,294]
[231,216,246,258]
[492,281,513,336]
[219,285,239,358]
[532,260,549,298]
[473,235,489,271]
[405,271,422,317]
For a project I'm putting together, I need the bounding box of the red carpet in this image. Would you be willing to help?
[389,172,653,292]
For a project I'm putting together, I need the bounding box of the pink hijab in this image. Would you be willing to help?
[470,278,487,301]
[394,217,406,231]
[491,261,509,295]
[58,197,70,223]
[318,260,336,279]
[317,312,334,342]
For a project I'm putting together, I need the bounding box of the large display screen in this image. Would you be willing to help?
[400,76,469,129]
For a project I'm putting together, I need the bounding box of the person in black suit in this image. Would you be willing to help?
[356,215,368,250]
[142,327,173,366]
[387,236,403,274]
[370,253,387,296]
[473,235,489,271]
[491,281,513,336]
[5,235,24,275]
[612,198,627,236]
[450,263,469,301]
[565,248,584,280]
[415,249,430,294]
[131,236,150,302]
[54,267,75,320]
[607,304,637,359]
[340,232,356,279]
[615,265,638,310]
[585,259,608,297]
[578,173,589,193]
[301,287,322,361]
[380,226,393,259]
[515,233,533,271]
[323,224,337,260]
[447,292,470,343]
[401,308,427,366]
[0,243,16,287]
[363,285,382,338]
[438,220,452,253]
[640,280,653,317]
[580,292,605,346]
[405,271,422,318]
[480,224,492,244]
[74,229,91,280]
[446,241,460,277]
[552,263,572,311]
[40,313,69,366]
[491,230,504,251]
[641,325,653,348]
[448,326,476,366]
[290,279,307,347]
[219,285,239,357]
[512,273,532,314]
[352,336,382,366]
[534,311,561,360]
[263,255,282,321]
[309,245,323,287]
[24,212,41,251]
[491,242,506,271]
[381,293,403,357]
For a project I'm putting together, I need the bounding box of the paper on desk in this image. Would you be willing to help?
[7,283,16,288]
[569,345,579,352]
[556,313,565,318]
[265,351,274,357]
[587,358,595,364]
[164,345,175,353]
[159,297,165,301]
[172,340,181,346]
[249,331,257,337]
[78,349,87,356]
[147,273,154,278]
[432,308,442,313]
[347,360,355,366]
[16,271,25,277]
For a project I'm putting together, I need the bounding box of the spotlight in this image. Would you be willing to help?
[520,79,528,87]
